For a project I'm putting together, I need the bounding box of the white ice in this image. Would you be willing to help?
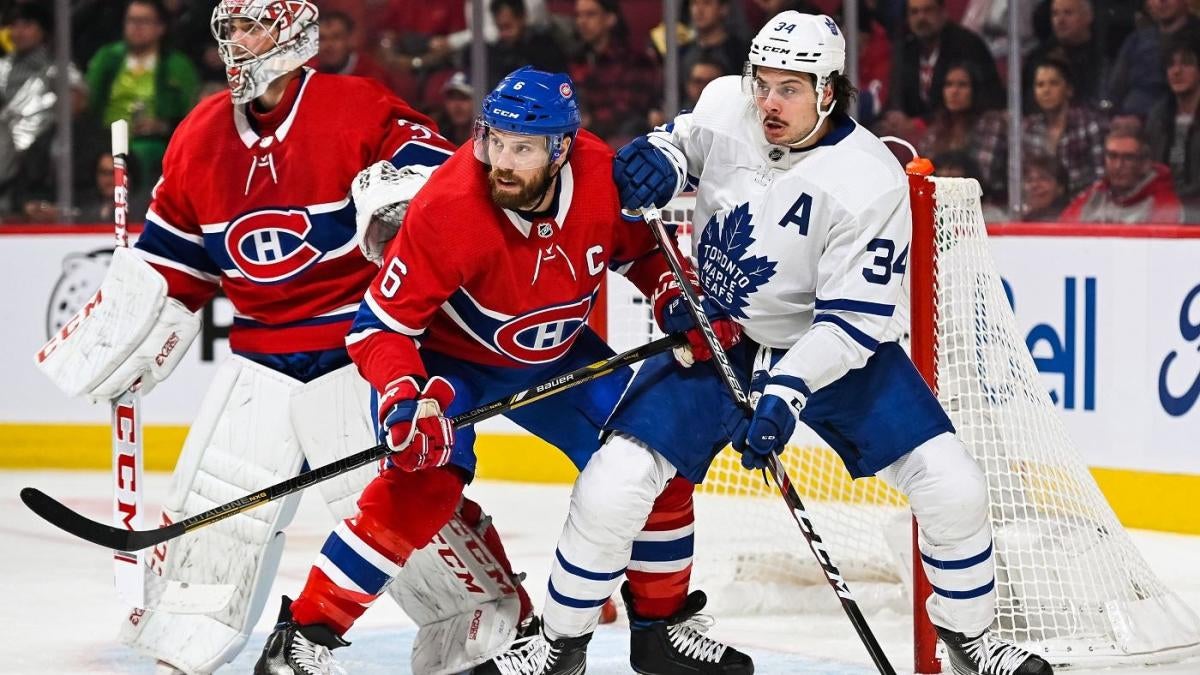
[3,470,1198,674]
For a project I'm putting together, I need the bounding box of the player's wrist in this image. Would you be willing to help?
[762,374,811,417]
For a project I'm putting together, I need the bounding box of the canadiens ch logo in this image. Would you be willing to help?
[224,208,323,283]
[448,289,595,364]
[698,202,777,318]
[493,295,593,363]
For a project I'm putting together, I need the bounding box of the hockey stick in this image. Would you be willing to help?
[642,208,897,675]
[21,334,684,553]
[109,119,148,609]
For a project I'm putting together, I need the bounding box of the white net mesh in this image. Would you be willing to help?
[603,185,1200,667]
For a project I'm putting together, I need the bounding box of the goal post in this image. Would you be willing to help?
[601,175,1200,671]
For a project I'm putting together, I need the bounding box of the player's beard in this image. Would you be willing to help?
[488,165,554,211]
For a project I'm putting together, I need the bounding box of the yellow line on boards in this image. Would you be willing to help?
[2,424,1197,534]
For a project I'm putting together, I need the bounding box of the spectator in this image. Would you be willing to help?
[0,3,85,218]
[465,0,568,90]
[1021,151,1071,220]
[21,151,149,224]
[1146,39,1200,221]
[744,0,820,34]
[568,0,661,146]
[1107,0,1200,119]
[920,62,1008,199]
[856,4,893,127]
[314,10,392,87]
[685,56,726,110]
[85,0,199,197]
[889,0,1003,119]
[680,0,748,79]
[1023,58,1107,196]
[432,71,476,147]
[1061,128,1184,223]
[1023,0,1112,110]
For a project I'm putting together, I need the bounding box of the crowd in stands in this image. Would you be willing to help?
[1,0,1198,224]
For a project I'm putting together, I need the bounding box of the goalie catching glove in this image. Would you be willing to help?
[352,160,437,264]
[378,375,456,471]
[652,269,741,368]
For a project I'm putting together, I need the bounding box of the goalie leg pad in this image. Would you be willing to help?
[544,433,678,639]
[119,356,306,674]
[290,362,381,520]
[400,496,531,675]
[878,431,995,637]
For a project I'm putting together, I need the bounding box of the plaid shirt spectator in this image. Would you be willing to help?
[569,0,661,146]
[1023,106,1108,196]
[569,41,661,146]
[924,110,1008,198]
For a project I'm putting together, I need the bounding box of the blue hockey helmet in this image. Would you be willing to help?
[474,67,581,168]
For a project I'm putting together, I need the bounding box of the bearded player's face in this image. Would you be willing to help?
[485,130,555,210]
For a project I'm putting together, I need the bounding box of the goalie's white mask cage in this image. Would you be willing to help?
[210,0,319,104]
[600,173,1200,671]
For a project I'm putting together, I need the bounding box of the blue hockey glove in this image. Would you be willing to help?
[613,136,680,211]
[732,375,810,470]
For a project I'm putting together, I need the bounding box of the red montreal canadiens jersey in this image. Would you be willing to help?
[348,130,669,389]
[133,69,454,354]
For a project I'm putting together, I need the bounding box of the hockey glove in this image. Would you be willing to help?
[732,375,810,470]
[613,136,681,211]
[652,270,742,367]
[378,376,456,472]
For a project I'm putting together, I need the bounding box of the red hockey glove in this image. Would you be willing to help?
[378,376,456,472]
[652,271,742,367]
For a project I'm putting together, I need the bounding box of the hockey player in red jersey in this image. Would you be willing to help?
[34,2,543,674]
[254,67,752,675]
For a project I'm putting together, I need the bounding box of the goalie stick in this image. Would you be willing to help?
[642,207,897,675]
[109,119,148,609]
[21,334,685,553]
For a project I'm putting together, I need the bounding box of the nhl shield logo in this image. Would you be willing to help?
[537,222,553,238]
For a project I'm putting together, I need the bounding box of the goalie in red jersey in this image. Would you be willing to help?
[255,67,750,675]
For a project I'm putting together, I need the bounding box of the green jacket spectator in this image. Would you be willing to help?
[84,0,199,196]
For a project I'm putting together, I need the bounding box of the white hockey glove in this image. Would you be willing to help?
[352,161,436,264]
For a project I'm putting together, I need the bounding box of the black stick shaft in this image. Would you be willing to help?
[642,208,895,675]
[21,335,684,553]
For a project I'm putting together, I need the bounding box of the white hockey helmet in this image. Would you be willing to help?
[745,12,846,146]
[210,0,319,104]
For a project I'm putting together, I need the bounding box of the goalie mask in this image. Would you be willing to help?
[473,67,581,171]
[211,0,319,104]
[744,12,846,147]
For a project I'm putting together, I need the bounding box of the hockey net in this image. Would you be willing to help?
[601,179,1200,670]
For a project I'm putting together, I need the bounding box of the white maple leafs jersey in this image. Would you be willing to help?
[650,75,911,394]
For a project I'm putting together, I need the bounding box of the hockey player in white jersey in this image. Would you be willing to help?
[528,12,1054,675]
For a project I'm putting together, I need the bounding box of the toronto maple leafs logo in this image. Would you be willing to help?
[697,203,777,318]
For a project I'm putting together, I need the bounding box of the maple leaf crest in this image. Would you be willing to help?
[697,202,777,319]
